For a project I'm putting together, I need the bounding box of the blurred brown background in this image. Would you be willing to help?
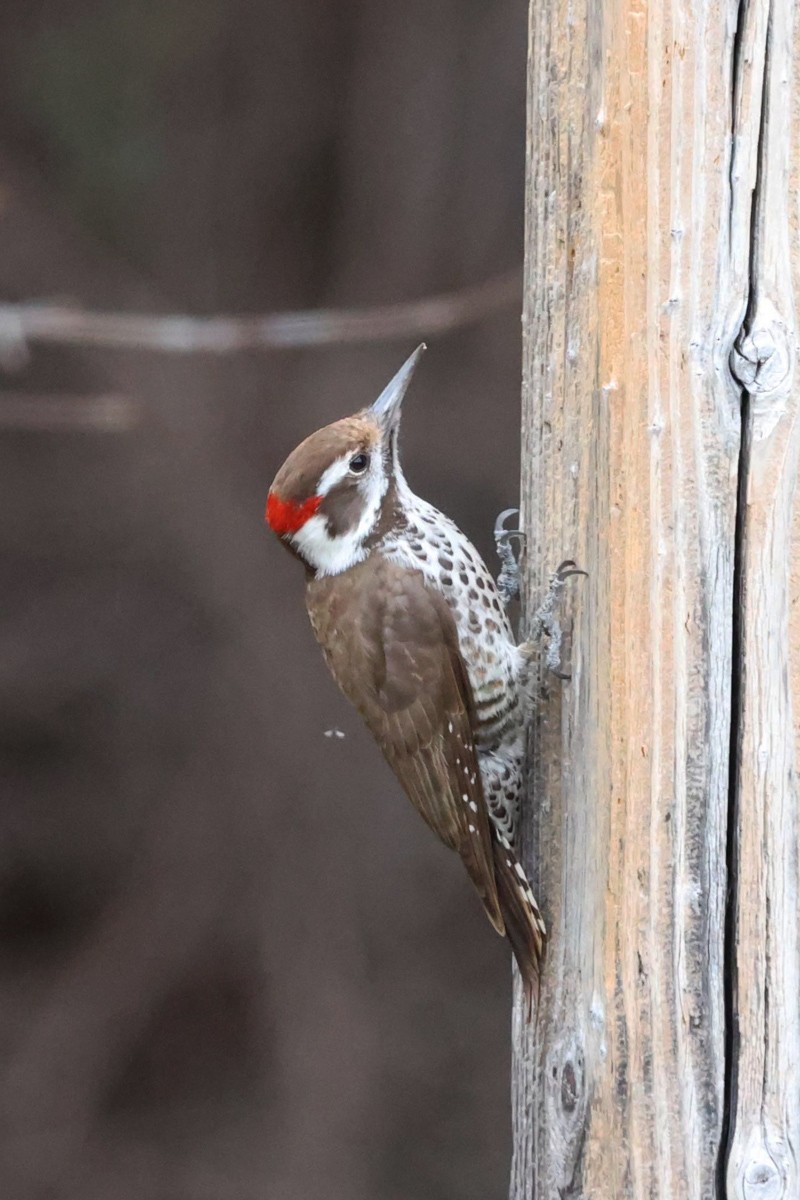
[0,3,526,1197]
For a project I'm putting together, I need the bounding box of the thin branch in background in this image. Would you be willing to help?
[0,268,521,359]
[0,393,139,431]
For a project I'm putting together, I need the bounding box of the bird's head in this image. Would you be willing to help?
[266,344,424,576]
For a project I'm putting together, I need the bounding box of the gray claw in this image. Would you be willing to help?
[531,561,587,678]
[554,558,587,582]
[494,507,520,536]
[494,508,525,607]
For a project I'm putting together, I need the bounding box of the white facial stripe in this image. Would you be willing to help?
[316,453,357,497]
[290,450,388,577]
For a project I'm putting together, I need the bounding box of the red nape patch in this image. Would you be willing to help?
[266,491,322,536]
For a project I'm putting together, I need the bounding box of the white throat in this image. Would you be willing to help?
[289,449,389,577]
[290,506,374,576]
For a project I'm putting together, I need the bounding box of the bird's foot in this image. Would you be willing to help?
[494,508,525,608]
[530,560,587,679]
[495,510,586,677]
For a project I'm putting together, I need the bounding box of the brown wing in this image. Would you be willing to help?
[307,557,504,935]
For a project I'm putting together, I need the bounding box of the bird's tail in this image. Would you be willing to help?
[492,833,546,1015]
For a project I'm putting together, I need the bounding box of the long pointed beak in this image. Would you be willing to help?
[369,343,426,430]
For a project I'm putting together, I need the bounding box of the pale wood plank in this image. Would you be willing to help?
[514,0,746,1194]
[726,0,800,1195]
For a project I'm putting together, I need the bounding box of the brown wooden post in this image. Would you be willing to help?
[514,0,800,1195]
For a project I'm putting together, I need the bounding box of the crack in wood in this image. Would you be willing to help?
[724,0,799,1194]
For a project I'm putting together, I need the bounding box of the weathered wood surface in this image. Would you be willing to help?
[726,0,800,1196]
[514,0,800,1195]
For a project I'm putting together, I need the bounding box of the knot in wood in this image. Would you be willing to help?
[741,1151,784,1200]
[729,302,793,400]
[560,1060,579,1113]
[547,1032,586,1127]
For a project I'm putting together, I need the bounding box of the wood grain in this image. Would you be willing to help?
[726,0,800,1196]
[510,0,786,1192]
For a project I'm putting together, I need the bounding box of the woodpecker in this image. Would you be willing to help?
[265,345,546,1002]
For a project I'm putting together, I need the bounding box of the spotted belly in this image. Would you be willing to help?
[379,496,527,840]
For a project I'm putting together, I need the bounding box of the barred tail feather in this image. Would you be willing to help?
[492,834,546,1014]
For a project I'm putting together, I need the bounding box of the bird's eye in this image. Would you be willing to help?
[348,452,369,475]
